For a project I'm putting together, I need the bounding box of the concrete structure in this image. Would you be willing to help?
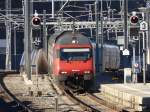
[101,83,150,111]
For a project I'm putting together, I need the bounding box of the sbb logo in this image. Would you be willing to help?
[130,16,138,24]
[31,16,41,27]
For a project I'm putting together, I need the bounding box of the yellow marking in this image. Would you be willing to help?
[112,77,119,80]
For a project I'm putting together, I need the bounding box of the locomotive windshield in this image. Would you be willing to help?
[60,48,92,61]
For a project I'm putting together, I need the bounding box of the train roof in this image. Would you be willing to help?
[49,31,91,45]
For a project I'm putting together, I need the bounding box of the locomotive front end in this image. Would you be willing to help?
[59,47,94,81]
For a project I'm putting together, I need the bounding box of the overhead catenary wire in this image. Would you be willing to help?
[57,0,69,15]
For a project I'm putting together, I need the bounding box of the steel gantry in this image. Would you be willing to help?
[31,0,121,2]
[42,21,124,32]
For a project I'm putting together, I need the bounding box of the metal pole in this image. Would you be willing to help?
[107,30,109,40]
[30,0,33,50]
[148,9,150,66]
[108,6,110,21]
[120,0,123,20]
[88,4,93,38]
[5,0,12,70]
[24,0,31,80]
[95,0,99,73]
[14,27,16,70]
[139,34,141,73]
[143,31,146,85]
[146,28,150,67]
[95,0,99,44]
[36,50,39,89]
[55,97,58,112]
[145,7,150,66]
[100,0,103,44]
[100,0,103,72]
[43,10,47,58]
[124,0,128,49]
[52,0,54,18]
[132,41,136,83]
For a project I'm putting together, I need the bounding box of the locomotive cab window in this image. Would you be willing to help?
[60,48,92,61]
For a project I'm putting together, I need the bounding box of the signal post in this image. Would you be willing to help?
[140,19,148,85]
[31,11,41,49]
[129,11,140,83]
[24,0,32,81]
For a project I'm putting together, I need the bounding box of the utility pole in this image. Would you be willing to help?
[120,0,123,20]
[13,26,16,70]
[95,0,99,44]
[43,10,47,58]
[95,0,99,73]
[86,4,93,38]
[138,7,149,85]
[30,0,33,50]
[143,31,146,85]
[5,0,12,70]
[124,0,128,49]
[95,0,103,73]
[141,12,147,85]
[146,0,150,66]
[123,0,131,84]
[100,0,103,72]
[24,0,31,80]
[108,6,110,21]
[52,0,55,18]
[132,41,137,83]
[138,33,141,73]
[89,5,93,38]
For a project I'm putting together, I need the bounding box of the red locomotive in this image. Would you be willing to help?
[48,31,94,86]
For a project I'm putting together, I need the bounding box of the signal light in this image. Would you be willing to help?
[134,63,139,68]
[130,16,139,24]
[31,16,41,27]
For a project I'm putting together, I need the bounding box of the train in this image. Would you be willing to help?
[48,31,94,86]
[48,30,120,88]
[92,43,120,72]
[102,44,120,71]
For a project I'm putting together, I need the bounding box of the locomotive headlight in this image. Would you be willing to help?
[84,71,91,74]
[61,71,67,74]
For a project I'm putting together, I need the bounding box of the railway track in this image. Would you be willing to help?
[64,88,118,112]
[48,76,118,112]
[0,72,119,112]
[0,74,33,112]
[86,93,121,112]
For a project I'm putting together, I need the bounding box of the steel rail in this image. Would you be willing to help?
[48,76,96,111]
[0,74,34,112]
[48,76,115,112]
[64,89,102,112]
[86,93,120,112]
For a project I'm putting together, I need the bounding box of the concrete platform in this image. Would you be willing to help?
[101,83,150,111]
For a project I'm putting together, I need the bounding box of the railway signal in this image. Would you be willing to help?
[130,11,139,25]
[32,17,41,26]
[130,15,139,25]
[130,11,139,37]
[31,11,41,27]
